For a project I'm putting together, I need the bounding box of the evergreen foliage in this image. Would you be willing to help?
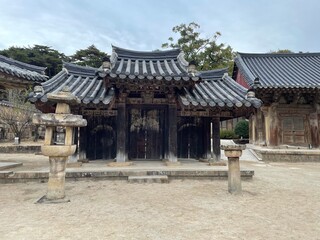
[220,129,237,139]
[234,120,249,138]
[70,45,107,68]
[0,45,68,77]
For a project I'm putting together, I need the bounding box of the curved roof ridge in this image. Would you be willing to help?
[112,45,182,60]
[199,68,228,75]
[237,52,320,58]
[63,61,99,76]
[199,68,228,81]
[0,54,47,74]
[234,54,256,85]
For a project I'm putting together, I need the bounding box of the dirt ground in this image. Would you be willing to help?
[0,161,319,240]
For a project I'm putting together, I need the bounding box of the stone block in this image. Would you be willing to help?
[128,175,169,183]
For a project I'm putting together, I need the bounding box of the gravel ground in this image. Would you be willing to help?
[0,161,320,240]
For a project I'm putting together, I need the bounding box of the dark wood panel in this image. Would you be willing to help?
[129,108,164,160]
[85,115,116,160]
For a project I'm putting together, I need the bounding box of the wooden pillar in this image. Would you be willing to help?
[79,126,87,161]
[211,116,221,161]
[116,103,127,162]
[168,104,177,162]
[249,114,254,144]
[309,112,320,148]
[261,107,270,146]
[261,105,279,146]
[203,117,211,159]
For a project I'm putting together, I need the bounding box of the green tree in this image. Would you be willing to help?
[70,45,107,68]
[234,120,249,139]
[0,45,68,77]
[162,22,234,71]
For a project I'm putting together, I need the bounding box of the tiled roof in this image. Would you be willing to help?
[179,69,261,108]
[0,55,47,82]
[29,47,261,110]
[104,46,199,81]
[234,52,320,89]
[29,62,114,105]
[0,100,13,107]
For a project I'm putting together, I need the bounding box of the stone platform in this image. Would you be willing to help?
[0,157,254,183]
[247,144,320,162]
[0,162,22,170]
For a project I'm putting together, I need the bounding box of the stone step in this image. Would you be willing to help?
[128,175,169,183]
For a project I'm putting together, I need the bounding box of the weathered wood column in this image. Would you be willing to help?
[261,104,279,146]
[202,117,211,159]
[309,110,320,148]
[168,104,178,163]
[78,126,87,162]
[211,116,221,162]
[116,102,127,162]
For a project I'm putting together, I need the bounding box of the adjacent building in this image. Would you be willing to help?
[0,55,47,140]
[233,52,320,148]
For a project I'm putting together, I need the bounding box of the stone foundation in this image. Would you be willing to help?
[256,149,320,162]
[0,145,41,153]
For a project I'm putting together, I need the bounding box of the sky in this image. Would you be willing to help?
[0,0,319,55]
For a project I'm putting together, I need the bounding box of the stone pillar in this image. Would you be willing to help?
[168,104,178,163]
[221,145,245,194]
[32,87,87,203]
[116,103,126,162]
[211,116,221,162]
[47,157,68,199]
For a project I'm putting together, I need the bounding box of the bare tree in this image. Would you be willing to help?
[0,89,38,143]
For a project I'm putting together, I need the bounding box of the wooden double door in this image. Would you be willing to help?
[128,107,165,160]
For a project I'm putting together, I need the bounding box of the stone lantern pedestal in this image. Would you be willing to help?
[221,145,246,194]
[33,87,87,203]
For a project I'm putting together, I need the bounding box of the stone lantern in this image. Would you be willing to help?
[221,145,246,194]
[33,87,87,202]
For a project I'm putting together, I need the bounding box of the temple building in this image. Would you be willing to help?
[0,55,47,140]
[233,52,320,148]
[30,46,261,163]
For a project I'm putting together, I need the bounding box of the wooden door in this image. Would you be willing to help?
[177,117,203,159]
[129,108,164,160]
[86,116,116,160]
[282,117,305,145]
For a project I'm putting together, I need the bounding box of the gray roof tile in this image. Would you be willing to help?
[105,46,199,82]
[235,52,320,89]
[0,55,47,82]
[179,69,261,108]
[29,62,115,105]
[29,47,261,110]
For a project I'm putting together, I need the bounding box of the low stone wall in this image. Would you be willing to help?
[0,145,41,153]
[0,169,254,183]
[258,149,320,162]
